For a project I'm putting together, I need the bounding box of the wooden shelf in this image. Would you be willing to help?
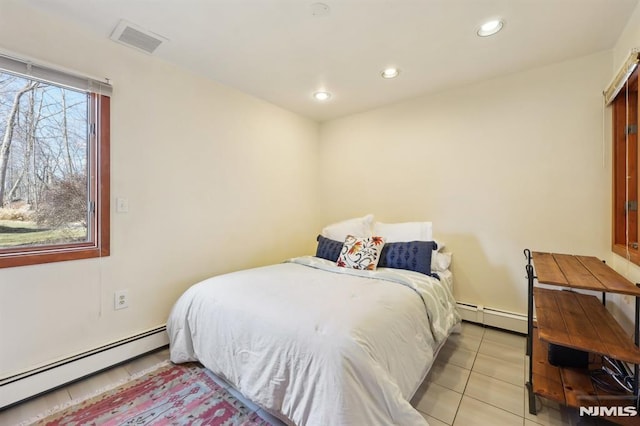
[526,250,640,425]
[531,329,638,426]
[532,252,640,296]
[531,328,565,405]
[535,288,640,364]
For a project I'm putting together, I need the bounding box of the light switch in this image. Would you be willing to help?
[116,197,129,213]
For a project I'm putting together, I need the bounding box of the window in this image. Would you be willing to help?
[0,55,110,268]
[612,52,639,264]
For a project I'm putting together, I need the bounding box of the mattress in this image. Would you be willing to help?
[168,256,460,425]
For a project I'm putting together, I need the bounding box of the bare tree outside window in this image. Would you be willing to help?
[0,72,90,248]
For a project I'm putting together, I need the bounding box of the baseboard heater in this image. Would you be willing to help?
[0,325,169,410]
[456,302,528,334]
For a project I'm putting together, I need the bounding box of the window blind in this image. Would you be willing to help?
[604,48,639,106]
[0,54,112,96]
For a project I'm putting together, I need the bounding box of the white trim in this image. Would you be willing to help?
[457,302,527,334]
[0,326,168,409]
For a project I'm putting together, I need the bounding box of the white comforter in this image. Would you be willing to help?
[167,256,460,426]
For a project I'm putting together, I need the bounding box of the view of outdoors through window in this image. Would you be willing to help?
[0,71,90,249]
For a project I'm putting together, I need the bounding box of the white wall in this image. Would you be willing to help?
[318,50,612,316]
[613,2,640,68]
[0,1,320,377]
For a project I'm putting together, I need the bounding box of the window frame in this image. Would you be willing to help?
[0,93,110,268]
[612,67,639,264]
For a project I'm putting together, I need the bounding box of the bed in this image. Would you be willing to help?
[167,217,460,426]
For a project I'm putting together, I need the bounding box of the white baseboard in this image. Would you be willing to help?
[457,302,527,334]
[0,325,168,409]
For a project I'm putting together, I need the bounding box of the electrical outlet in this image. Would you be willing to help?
[114,289,129,310]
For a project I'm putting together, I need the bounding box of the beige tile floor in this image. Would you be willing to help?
[411,322,617,426]
[0,322,621,425]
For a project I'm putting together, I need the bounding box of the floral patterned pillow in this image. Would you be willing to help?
[336,235,385,270]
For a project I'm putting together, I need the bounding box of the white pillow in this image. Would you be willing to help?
[431,252,452,272]
[373,221,433,243]
[321,214,374,241]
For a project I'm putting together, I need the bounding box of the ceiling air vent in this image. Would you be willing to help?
[109,20,167,54]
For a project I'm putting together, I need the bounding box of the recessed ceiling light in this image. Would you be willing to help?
[477,19,504,37]
[313,91,332,101]
[381,68,400,79]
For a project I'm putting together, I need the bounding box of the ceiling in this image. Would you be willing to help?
[24,0,640,122]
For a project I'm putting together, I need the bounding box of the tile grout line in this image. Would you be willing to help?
[444,326,483,426]
[468,332,526,423]
[449,336,481,425]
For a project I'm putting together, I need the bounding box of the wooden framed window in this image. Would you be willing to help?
[0,56,110,268]
[612,64,639,264]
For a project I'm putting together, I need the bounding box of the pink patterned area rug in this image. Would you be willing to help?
[29,362,274,426]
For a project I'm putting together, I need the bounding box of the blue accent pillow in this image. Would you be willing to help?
[378,240,437,276]
[315,235,344,262]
